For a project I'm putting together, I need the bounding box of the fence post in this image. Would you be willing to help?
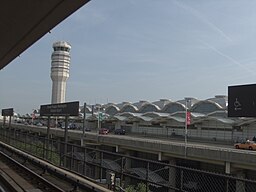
[146,162,149,192]
[71,145,74,170]
[226,177,229,192]
[180,170,184,191]
[24,131,27,150]
[83,147,86,176]
[64,115,69,167]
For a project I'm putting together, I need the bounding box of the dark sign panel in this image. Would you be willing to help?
[40,101,79,116]
[228,84,256,117]
[2,108,14,116]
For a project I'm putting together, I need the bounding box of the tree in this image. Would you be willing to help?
[125,183,149,192]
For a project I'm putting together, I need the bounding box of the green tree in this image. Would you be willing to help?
[136,183,148,192]
[125,183,149,192]
[125,185,136,192]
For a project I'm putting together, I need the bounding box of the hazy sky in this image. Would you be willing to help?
[1,0,256,115]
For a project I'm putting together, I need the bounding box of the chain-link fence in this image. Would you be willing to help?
[0,127,256,192]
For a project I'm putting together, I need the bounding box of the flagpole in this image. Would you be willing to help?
[185,99,188,156]
[185,98,191,156]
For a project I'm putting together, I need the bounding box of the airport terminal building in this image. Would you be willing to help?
[83,95,256,143]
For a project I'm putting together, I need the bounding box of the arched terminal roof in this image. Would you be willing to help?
[120,104,138,113]
[116,102,132,109]
[152,99,171,109]
[105,105,120,116]
[80,105,92,113]
[207,95,228,109]
[117,112,137,118]
[133,100,150,109]
[139,103,161,113]
[89,96,256,129]
[176,98,199,107]
[190,100,224,114]
[162,102,185,113]
[125,113,153,122]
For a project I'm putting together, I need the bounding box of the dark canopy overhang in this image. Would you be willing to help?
[0,0,90,70]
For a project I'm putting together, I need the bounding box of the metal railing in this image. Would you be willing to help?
[0,126,256,192]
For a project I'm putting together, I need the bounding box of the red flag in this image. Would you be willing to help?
[32,113,35,119]
[186,112,191,126]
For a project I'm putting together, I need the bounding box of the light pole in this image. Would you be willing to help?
[185,98,191,156]
[83,102,86,133]
[97,110,100,130]
[81,102,86,146]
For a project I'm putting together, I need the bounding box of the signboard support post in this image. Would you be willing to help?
[39,101,79,167]
[8,116,11,128]
[47,116,50,139]
[2,108,14,128]
[46,116,50,160]
[3,116,6,127]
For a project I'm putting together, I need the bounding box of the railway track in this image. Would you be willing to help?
[0,150,66,192]
[0,141,112,192]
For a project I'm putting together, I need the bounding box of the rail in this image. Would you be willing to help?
[0,150,65,192]
[0,140,112,192]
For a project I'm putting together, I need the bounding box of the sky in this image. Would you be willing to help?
[1,0,256,115]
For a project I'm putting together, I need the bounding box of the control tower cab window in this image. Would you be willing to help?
[54,47,69,51]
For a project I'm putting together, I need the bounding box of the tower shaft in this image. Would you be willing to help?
[51,41,71,104]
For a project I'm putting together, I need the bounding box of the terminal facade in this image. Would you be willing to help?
[83,95,255,143]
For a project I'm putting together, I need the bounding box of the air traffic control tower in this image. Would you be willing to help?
[51,41,71,104]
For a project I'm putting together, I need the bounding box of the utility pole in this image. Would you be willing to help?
[81,102,86,146]
[185,98,191,157]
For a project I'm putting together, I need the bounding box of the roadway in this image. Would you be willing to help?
[4,122,256,172]
[56,126,255,155]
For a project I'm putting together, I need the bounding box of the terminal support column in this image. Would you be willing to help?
[225,162,231,174]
